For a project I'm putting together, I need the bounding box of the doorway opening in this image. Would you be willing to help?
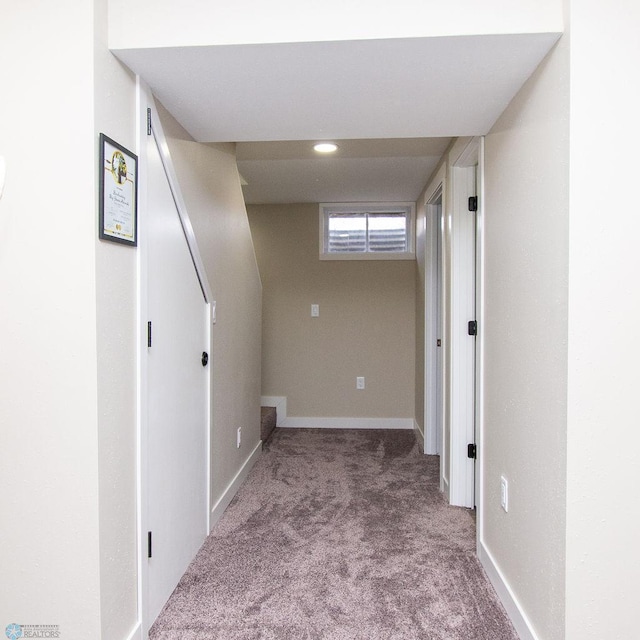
[424,180,444,475]
[423,138,482,510]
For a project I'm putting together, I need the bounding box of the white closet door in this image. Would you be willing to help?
[145,128,208,625]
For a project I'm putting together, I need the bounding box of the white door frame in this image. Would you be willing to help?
[448,137,483,511]
[424,165,445,468]
[474,137,485,548]
[136,78,214,637]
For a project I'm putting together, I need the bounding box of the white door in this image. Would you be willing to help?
[145,127,209,625]
[449,162,477,508]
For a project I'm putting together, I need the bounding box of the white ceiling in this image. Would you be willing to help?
[114,32,559,203]
[116,34,559,142]
[236,138,451,204]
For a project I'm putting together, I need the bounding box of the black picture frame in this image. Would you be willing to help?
[99,133,138,246]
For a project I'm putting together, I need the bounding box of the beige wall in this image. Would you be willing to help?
[94,1,139,638]
[483,36,569,640]
[158,107,263,509]
[3,2,639,638]
[565,0,640,637]
[248,204,415,420]
[0,5,261,637]
[0,1,133,636]
[414,4,640,637]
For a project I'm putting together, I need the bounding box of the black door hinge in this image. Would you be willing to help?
[467,444,477,459]
[468,320,477,336]
[468,196,478,212]
[147,321,152,348]
[148,531,153,558]
[147,108,152,136]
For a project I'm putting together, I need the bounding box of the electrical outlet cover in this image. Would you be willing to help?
[500,476,508,512]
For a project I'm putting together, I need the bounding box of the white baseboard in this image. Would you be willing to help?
[125,622,142,640]
[209,440,262,529]
[413,419,425,449]
[478,541,539,640]
[261,396,287,426]
[280,417,414,430]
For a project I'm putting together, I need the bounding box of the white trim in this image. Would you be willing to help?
[210,441,263,528]
[320,252,415,261]
[475,137,486,551]
[453,136,480,168]
[424,164,446,458]
[442,475,450,499]
[413,419,425,449]
[152,113,213,307]
[134,76,145,640]
[447,137,476,166]
[124,622,143,640]
[204,301,212,532]
[280,417,414,429]
[261,395,287,426]
[478,542,539,640]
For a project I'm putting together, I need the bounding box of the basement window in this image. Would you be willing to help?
[319,203,415,260]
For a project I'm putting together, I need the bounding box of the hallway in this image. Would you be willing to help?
[150,429,516,639]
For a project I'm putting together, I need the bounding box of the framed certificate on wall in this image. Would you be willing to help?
[99,133,138,246]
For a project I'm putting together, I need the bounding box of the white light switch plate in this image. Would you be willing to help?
[311,304,319,317]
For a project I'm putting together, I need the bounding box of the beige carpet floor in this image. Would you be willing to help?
[150,428,518,640]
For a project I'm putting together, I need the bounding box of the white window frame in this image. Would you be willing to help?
[319,202,416,261]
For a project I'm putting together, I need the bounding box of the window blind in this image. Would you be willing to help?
[328,212,407,253]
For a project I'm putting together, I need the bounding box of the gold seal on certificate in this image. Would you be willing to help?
[99,134,138,246]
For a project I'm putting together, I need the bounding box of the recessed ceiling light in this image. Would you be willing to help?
[314,142,338,153]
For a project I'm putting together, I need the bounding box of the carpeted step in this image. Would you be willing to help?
[260,406,277,444]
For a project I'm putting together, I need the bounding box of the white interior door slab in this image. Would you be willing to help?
[449,162,477,508]
[145,127,209,625]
